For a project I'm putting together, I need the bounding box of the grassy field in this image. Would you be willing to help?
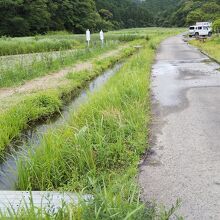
[0,28,181,57]
[0,31,147,56]
[0,34,80,56]
[0,34,149,88]
[0,28,184,219]
[190,35,220,62]
[0,41,119,88]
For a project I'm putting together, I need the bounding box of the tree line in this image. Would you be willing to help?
[0,0,155,37]
[0,0,220,37]
[0,0,180,37]
[170,0,220,27]
[0,0,107,36]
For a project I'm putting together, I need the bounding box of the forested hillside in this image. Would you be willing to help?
[0,0,157,36]
[95,0,153,29]
[171,0,220,26]
[134,0,182,27]
[0,0,181,36]
[0,0,109,36]
[95,0,180,28]
[0,0,220,37]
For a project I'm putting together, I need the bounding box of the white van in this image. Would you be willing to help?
[189,22,212,37]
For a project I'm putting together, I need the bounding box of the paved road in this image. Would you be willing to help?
[139,35,220,219]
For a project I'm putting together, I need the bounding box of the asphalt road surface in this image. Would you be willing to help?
[139,35,220,219]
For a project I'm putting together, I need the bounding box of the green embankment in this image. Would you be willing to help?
[190,36,220,63]
[0,41,140,156]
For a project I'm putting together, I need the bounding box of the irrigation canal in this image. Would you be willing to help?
[0,63,123,211]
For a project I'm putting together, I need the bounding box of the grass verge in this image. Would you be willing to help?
[190,36,220,63]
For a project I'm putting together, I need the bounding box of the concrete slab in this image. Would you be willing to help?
[0,191,91,214]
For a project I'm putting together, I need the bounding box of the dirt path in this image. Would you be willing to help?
[139,35,220,219]
[0,47,125,100]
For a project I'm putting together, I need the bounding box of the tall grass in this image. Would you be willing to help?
[17,44,153,191]
[0,41,119,88]
[0,92,61,154]
[0,28,184,57]
[0,42,138,155]
[190,36,220,62]
[0,32,149,56]
[0,36,81,56]
[14,44,152,218]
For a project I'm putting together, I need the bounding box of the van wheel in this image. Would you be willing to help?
[208,32,212,37]
[195,32,199,38]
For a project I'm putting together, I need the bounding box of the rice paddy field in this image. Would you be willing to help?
[0,28,184,219]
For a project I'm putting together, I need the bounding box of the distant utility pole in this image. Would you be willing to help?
[86,29,91,48]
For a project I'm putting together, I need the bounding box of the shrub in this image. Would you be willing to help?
[213,19,220,33]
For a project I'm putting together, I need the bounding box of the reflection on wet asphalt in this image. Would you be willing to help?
[139,35,220,220]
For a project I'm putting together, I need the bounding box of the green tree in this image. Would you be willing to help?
[48,0,105,33]
[213,18,220,33]
[23,0,50,34]
[0,0,50,36]
[99,9,113,21]
[95,0,154,28]
[186,10,204,25]
[4,0,219,36]
[0,0,27,36]
[202,2,220,14]
[171,0,220,26]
